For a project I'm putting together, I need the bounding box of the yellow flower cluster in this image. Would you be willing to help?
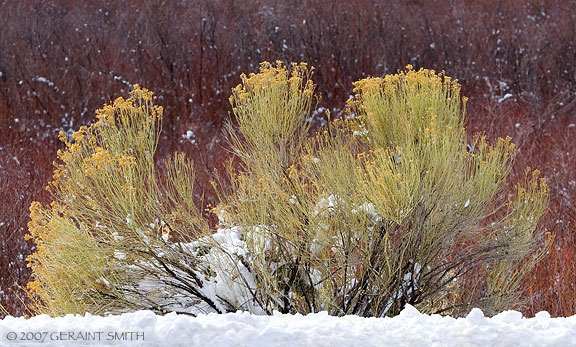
[352,65,461,102]
[95,104,116,125]
[117,154,136,168]
[516,168,548,202]
[229,61,314,109]
[50,84,160,189]
[95,85,160,125]
[80,151,136,178]
[130,84,153,102]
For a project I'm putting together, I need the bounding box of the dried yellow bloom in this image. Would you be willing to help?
[117,155,136,168]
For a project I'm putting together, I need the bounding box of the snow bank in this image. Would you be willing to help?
[2,306,575,347]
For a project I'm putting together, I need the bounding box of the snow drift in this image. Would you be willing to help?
[1,305,575,347]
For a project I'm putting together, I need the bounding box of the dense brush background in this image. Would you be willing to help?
[1,0,575,318]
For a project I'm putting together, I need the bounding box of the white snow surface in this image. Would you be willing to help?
[2,306,575,347]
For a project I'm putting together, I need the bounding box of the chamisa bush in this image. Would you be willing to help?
[27,87,217,316]
[27,62,550,317]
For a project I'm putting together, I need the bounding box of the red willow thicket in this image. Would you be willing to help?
[1,0,574,317]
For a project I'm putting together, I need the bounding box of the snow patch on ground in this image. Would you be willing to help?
[1,306,575,347]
